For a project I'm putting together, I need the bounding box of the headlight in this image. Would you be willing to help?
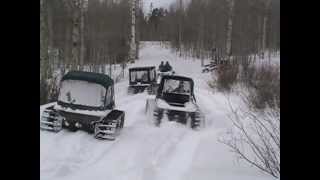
[75,122,82,128]
[184,102,197,112]
[156,99,169,108]
[64,121,69,126]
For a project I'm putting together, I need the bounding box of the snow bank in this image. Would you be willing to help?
[40,41,278,180]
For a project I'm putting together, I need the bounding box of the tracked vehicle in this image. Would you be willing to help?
[156,69,175,84]
[156,62,175,84]
[146,75,204,129]
[202,62,218,73]
[128,66,157,94]
[40,71,125,140]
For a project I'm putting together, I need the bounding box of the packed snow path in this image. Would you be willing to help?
[40,42,275,180]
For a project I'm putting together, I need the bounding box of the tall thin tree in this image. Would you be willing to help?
[261,0,271,59]
[129,0,137,62]
[226,0,235,61]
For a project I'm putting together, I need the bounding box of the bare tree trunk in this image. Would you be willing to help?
[199,12,205,66]
[178,0,183,57]
[121,62,126,78]
[62,0,83,70]
[109,56,113,77]
[72,4,81,70]
[46,0,53,51]
[135,0,140,59]
[101,52,106,74]
[261,0,271,59]
[129,0,137,62]
[79,0,86,69]
[64,22,71,68]
[225,0,235,61]
[40,0,49,81]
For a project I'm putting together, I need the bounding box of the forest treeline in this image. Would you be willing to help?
[40,0,280,104]
[40,0,134,75]
[40,0,139,104]
[140,0,280,60]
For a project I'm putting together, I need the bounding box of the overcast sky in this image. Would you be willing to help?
[142,0,175,13]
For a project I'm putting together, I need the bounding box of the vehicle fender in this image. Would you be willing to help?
[103,109,125,122]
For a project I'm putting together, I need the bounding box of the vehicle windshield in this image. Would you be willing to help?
[130,70,149,82]
[162,79,191,95]
[58,80,106,107]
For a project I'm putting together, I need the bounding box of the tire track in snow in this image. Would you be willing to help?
[82,92,149,168]
[40,42,209,180]
[40,92,147,179]
[153,131,202,180]
[139,126,190,180]
[196,89,231,129]
[79,43,212,180]
[48,90,152,180]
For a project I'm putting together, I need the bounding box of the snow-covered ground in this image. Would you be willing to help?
[40,41,278,180]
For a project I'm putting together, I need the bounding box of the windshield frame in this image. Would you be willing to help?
[57,80,108,110]
[129,70,150,83]
[161,79,192,95]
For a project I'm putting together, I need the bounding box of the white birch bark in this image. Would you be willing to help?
[225,0,235,61]
[72,1,81,70]
[136,0,141,59]
[261,0,271,59]
[178,0,183,57]
[79,0,88,68]
[40,0,49,81]
[129,0,137,62]
[62,0,83,70]
[198,13,205,66]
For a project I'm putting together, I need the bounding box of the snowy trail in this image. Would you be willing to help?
[40,42,276,180]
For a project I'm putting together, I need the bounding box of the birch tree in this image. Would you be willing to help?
[137,0,279,60]
[80,0,87,68]
[260,0,271,59]
[135,0,141,59]
[178,0,183,56]
[62,0,85,70]
[225,0,235,61]
[40,0,49,81]
[129,0,137,62]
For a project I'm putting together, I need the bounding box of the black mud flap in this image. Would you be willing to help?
[167,110,188,124]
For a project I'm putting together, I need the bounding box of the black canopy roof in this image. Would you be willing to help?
[61,71,114,89]
[129,66,156,71]
[161,75,194,83]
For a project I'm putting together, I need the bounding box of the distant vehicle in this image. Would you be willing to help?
[156,69,175,84]
[40,71,125,140]
[202,62,218,73]
[146,75,205,129]
[128,66,158,94]
[157,61,175,84]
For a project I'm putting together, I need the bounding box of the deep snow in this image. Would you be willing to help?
[40,41,278,180]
